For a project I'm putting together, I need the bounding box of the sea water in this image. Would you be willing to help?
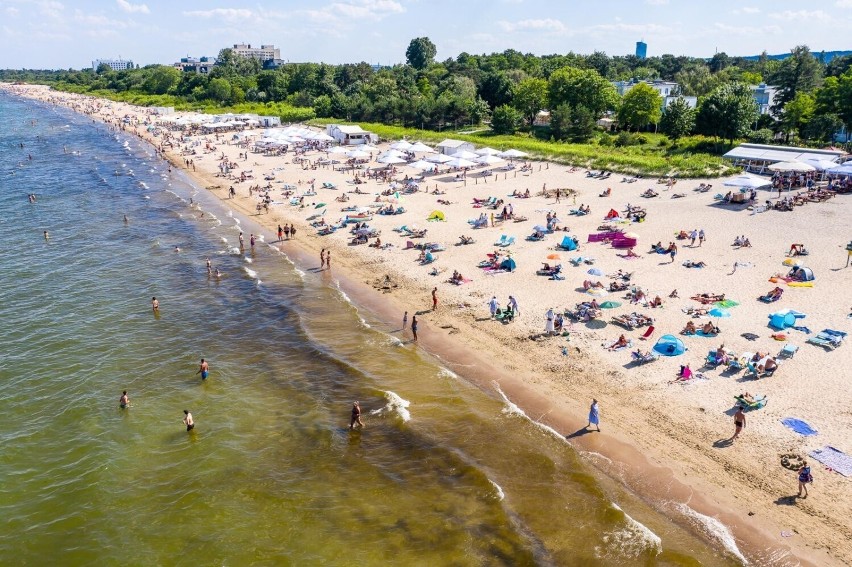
[0,92,742,566]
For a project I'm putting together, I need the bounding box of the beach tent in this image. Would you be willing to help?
[451,150,481,160]
[499,149,528,158]
[802,158,840,171]
[476,147,501,155]
[559,235,578,251]
[605,209,620,219]
[653,335,686,357]
[768,308,807,330]
[390,141,413,150]
[444,157,478,168]
[827,163,852,176]
[426,154,453,164]
[427,210,445,221]
[500,258,517,272]
[377,155,407,164]
[409,142,435,153]
[409,159,437,171]
[476,154,504,165]
[789,266,815,281]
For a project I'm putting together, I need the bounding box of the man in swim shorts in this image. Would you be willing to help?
[350,401,364,430]
[196,358,209,380]
[152,297,159,312]
[183,410,194,431]
[119,391,129,409]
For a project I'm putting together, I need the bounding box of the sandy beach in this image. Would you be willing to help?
[7,83,851,566]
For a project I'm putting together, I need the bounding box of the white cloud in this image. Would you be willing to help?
[498,18,566,33]
[713,22,782,36]
[116,0,149,14]
[5,7,20,17]
[39,1,64,19]
[836,0,852,6]
[770,10,829,21]
[74,10,129,29]
[588,22,672,34]
[646,0,669,5]
[328,0,404,20]
[182,8,254,20]
[732,6,761,14]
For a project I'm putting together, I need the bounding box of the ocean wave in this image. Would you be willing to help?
[137,182,148,189]
[243,267,258,279]
[334,281,351,304]
[492,382,568,442]
[598,503,662,560]
[488,479,505,501]
[437,368,458,380]
[674,503,747,565]
[368,391,410,422]
[244,257,253,264]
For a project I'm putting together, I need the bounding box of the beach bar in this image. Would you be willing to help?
[723,143,845,173]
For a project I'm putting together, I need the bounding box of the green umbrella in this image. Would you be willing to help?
[599,301,622,309]
[315,203,326,209]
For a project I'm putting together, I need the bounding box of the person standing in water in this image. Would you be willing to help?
[152,297,159,312]
[402,311,408,330]
[43,231,49,240]
[119,391,129,409]
[411,315,418,342]
[183,410,194,431]
[250,234,255,249]
[320,248,326,269]
[587,399,600,432]
[239,232,245,249]
[349,401,364,430]
[277,225,283,242]
[326,250,331,270]
[196,358,209,380]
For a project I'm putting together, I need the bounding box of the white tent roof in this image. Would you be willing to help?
[476,147,501,155]
[377,155,407,164]
[390,141,413,150]
[346,149,370,158]
[444,157,477,168]
[476,154,504,165]
[426,153,453,163]
[802,158,840,171]
[827,163,852,175]
[408,142,435,153]
[436,139,469,148]
[767,161,815,172]
[500,149,528,158]
[723,173,772,188]
[723,143,844,164]
[451,150,480,160]
[409,159,437,171]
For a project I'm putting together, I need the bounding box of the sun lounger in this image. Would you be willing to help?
[807,334,840,349]
[631,350,659,364]
[638,325,655,340]
[499,236,516,247]
[778,343,799,358]
[494,234,508,246]
[735,395,767,410]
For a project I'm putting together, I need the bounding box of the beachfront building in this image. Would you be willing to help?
[325,124,376,145]
[436,139,476,155]
[230,44,280,62]
[92,58,134,71]
[174,56,217,74]
[723,143,844,172]
[751,83,779,115]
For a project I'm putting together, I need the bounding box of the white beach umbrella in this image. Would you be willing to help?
[328,146,349,154]
[380,149,406,158]
[723,173,771,189]
[827,163,852,175]
[409,159,437,171]
[360,144,381,152]
[450,150,480,160]
[476,154,504,165]
[476,147,501,155]
[409,142,435,153]
[390,141,413,150]
[444,157,478,168]
[801,158,840,171]
[499,149,529,158]
[767,161,816,172]
[377,155,407,165]
[310,132,335,142]
[347,149,370,158]
[426,153,453,163]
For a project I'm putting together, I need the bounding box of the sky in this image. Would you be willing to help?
[0,0,850,69]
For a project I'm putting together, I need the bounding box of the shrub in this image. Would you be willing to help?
[748,128,775,144]
[614,131,634,147]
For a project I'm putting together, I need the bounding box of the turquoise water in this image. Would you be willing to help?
[0,92,741,566]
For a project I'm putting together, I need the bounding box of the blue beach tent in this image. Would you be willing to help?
[653,334,686,356]
[559,235,578,251]
[769,309,806,330]
[500,258,517,272]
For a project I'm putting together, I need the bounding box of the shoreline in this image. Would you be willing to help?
[6,83,849,566]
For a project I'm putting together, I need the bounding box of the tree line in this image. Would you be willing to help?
[2,39,850,147]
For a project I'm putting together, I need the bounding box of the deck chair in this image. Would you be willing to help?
[706,351,722,367]
[734,395,767,410]
[501,236,516,247]
[494,234,508,246]
[638,325,655,340]
[726,358,743,371]
[778,343,799,358]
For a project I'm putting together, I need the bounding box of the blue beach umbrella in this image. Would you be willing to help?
[709,308,731,318]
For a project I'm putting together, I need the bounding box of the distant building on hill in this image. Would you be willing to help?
[751,83,779,115]
[173,56,217,74]
[92,58,134,71]
[636,41,647,59]
[230,43,280,62]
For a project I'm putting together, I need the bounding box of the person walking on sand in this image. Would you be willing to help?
[545,308,555,335]
[284,224,291,239]
[689,229,697,247]
[508,295,520,317]
[698,229,705,247]
[669,242,678,264]
[798,461,813,498]
[277,225,283,242]
[349,401,364,430]
[119,391,130,409]
[326,250,331,270]
[731,406,746,441]
[402,311,408,330]
[411,315,418,342]
[489,296,499,318]
[152,297,159,312]
[196,358,209,380]
[183,410,194,431]
[290,225,296,239]
[587,399,600,432]
[432,287,438,311]
[320,248,326,269]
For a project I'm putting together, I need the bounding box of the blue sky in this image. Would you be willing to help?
[1,0,850,69]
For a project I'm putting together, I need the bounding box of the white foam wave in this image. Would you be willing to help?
[334,281,352,304]
[257,234,265,242]
[493,382,567,442]
[294,268,306,279]
[243,267,258,279]
[138,182,148,189]
[600,503,662,559]
[488,479,505,501]
[438,368,459,380]
[675,503,747,565]
[244,257,253,263]
[220,237,228,244]
[368,391,411,422]
[229,247,241,255]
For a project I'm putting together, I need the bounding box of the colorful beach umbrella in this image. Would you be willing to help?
[708,308,732,318]
[546,254,561,260]
[587,288,608,296]
[599,301,621,309]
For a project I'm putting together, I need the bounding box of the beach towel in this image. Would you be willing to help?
[714,300,739,308]
[791,326,812,334]
[809,446,852,477]
[781,418,818,436]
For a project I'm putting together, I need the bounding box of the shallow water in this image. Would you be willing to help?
[0,92,743,565]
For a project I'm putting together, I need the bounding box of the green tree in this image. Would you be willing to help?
[549,103,572,141]
[490,104,523,134]
[143,66,180,95]
[769,45,823,113]
[547,67,618,118]
[802,114,842,143]
[617,83,662,131]
[96,63,113,75]
[405,37,437,70]
[512,78,548,125]
[659,96,696,141]
[674,65,718,96]
[780,92,815,139]
[207,77,232,103]
[568,104,596,142]
[468,97,491,125]
[696,82,758,144]
[478,72,513,109]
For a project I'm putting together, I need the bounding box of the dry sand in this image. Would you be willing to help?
[7,84,852,566]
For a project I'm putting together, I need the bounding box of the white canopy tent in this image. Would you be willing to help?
[426,154,453,164]
[476,154,504,165]
[444,157,478,168]
[476,147,501,156]
[827,163,852,176]
[377,155,407,165]
[723,173,772,188]
[409,159,437,171]
[767,161,816,172]
[451,150,480,160]
[408,142,435,153]
[346,149,370,159]
[801,158,841,171]
[499,149,528,158]
[390,141,413,150]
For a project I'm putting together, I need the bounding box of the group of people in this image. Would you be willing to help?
[276,224,297,241]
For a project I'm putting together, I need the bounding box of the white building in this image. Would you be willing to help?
[751,83,779,115]
[436,139,476,155]
[325,124,376,145]
[230,44,280,62]
[663,95,698,109]
[612,79,679,98]
[92,58,134,71]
